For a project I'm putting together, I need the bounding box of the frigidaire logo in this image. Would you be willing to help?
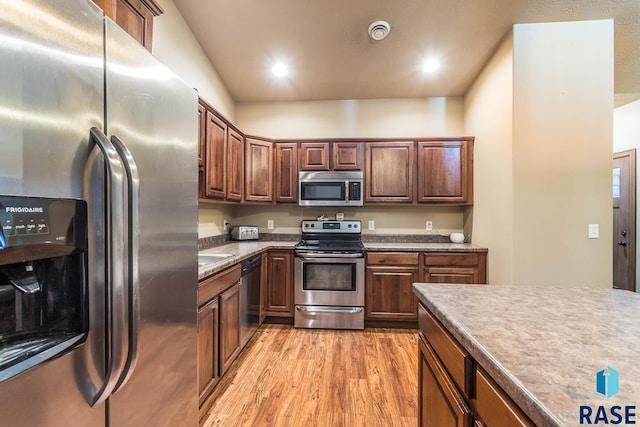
[4,207,44,213]
[580,366,636,425]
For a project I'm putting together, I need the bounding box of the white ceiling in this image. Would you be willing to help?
[172,0,640,105]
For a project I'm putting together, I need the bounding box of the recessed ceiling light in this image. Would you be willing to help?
[272,63,288,78]
[422,58,441,73]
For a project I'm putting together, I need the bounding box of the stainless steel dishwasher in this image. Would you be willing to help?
[240,254,262,347]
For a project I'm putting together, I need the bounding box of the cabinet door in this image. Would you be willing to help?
[266,250,293,316]
[365,265,419,320]
[205,112,227,199]
[226,128,244,201]
[197,101,206,168]
[333,142,363,170]
[219,282,241,376]
[197,101,206,199]
[418,140,473,204]
[91,0,163,51]
[419,336,472,427]
[198,298,219,405]
[365,142,415,202]
[299,142,330,171]
[275,143,298,203]
[245,138,274,202]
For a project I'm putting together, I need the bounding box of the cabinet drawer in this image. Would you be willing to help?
[419,304,471,397]
[419,335,472,427]
[424,253,479,267]
[198,264,241,307]
[367,252,419,266]
[474,367,534,427]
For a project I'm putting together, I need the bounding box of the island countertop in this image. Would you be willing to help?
[412,283,640,427]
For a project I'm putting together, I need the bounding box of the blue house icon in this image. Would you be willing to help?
[596,366,619,398]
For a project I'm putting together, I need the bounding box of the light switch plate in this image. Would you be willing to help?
[588,224,599,239]
[267,219,274,230]
[368,220,375,230]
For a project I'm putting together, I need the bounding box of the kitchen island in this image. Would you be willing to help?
[413,283,640,426]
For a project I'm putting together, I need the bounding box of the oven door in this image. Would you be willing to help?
[294,256,364,307]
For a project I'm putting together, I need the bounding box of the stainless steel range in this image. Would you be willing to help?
[294,220,365,330]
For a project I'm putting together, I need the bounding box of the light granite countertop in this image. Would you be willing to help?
[413,284,640,427]
[199,241,487,280]
[198,241,298,280]
[363,242,487,252]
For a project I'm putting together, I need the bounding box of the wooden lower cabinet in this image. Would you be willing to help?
[419,303,533,427]
[198,298,219,405]
[197,264,241,404]
[424,253,487,285]
[366,253,419,321]
[219,282,241,376]
[419,335,472,427]
[265,250,294,317]
[473,368,534,427]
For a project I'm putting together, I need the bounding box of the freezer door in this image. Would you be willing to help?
[0,0,105,425]
[104,19,199,426]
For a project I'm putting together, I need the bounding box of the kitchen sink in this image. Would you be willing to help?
[198,253,234,267]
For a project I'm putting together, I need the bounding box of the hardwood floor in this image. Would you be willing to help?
[200,324,419,426]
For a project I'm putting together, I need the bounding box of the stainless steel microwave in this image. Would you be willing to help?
[298,171,364,207]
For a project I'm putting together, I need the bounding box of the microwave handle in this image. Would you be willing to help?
[345,180,349,202]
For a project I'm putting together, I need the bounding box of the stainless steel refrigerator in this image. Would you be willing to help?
[0,0,199,425]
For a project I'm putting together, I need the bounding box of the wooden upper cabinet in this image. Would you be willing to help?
[275,143,298,203]
[333,142,363,170]
[226,128,244,201]
[299,142,330,171]
[205,112,227,199]
[92,0,163,51]
[197,102,206,168]
[245,138,274,202]
[418,140,473,205]
[365,142,415,203]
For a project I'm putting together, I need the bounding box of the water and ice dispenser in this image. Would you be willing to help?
[0,196,88,382]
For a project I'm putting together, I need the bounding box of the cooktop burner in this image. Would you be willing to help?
[296,220,364,255]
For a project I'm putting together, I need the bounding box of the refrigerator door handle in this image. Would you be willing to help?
[87,127,129,406]
[110,134,141,393]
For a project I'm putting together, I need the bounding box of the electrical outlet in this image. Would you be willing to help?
[588,223,599,239]
[368,220,375,230]
[267,219,274,230]
[223,220,230,231]
[426,221,433,231]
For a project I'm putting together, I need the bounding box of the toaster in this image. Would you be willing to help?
[230,225,259,241]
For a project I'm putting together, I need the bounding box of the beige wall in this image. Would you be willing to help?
[464,33,514,285]
[232,205,465,237]
[511,20,613,287]
[236,98,465,138]
[152,0,235,121]
[465,20,613,287]
[614,98,640,290]
[152,0,238,237]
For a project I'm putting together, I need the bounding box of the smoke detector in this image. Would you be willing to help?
[368,20,391,41]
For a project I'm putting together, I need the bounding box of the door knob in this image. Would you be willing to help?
[618,240,628,246]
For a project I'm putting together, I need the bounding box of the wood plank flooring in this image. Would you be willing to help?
[200,324,419,427]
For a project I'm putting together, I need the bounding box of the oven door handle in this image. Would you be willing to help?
[296,306,363,314]
[296,253,364,259]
